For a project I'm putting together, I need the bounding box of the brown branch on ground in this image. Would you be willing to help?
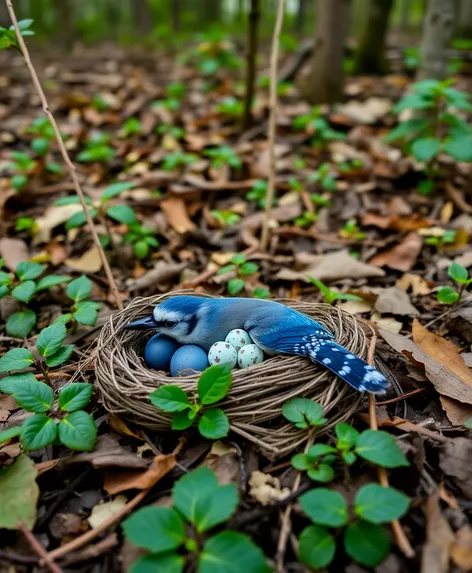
[367,334,415,558]
[6,0,123,311]
[18,520,64,573]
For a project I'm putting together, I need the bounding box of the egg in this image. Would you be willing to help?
[170,345,209,377]
[225,329,253,352]
[238,344,264,369]
[208,341,238,369]
[144,334,181,371]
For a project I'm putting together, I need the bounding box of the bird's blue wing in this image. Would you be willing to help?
[250,323,334,354]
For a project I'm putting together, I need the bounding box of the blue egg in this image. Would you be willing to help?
[144,334,180,371]
[170,345,209,377]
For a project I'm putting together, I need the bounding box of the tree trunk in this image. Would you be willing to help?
[131,0,152,35]
[171,0,180,32]
[417,0,455,80]
[303,0,351,105]
[242,0,261,129]
[202,0,222,23]
[0,1,9,27]
[53,0,74,50]
[294,0,307,33]
[456,0,472,37]
[399,0,410,29]
[353,0,393,75]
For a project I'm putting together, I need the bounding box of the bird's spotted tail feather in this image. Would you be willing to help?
[303,338,388,394]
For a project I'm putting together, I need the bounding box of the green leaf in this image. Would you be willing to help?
[0,270,12,286]
[393,92,433,113]
[291,453,313,470]
[129,554,184,573]
[149,385,191,413]
[443,136,472,162]
[299,488,348,527]
[437,286,460,304]
[355,429,409,468]
[173,466,238,533]
[21,414,58,451]
[73,301,99,326]
[77,146,115,163]
[11,174,28,191]
[198,364,232,405]
[464,417,472,429]
[410,137,441,162]
[171,410,195,430]
[12,379,53,413]
[122,506,186,553]
[133,240,149,260]
[55,195,88,206]
[16,261,46,281]
[0,372,37,395]
[35,275,70,291]
[306,444,337,462]
[65,209,97,230]
[217,264,236,275]
[101,181,135,200]
[240,262,259,276]
[383,118,429,143]
[31,137,49,155]
[58,411,97,451]
[227,278,245,296]
[198,408,230,440]
[11,281,36,303]
[282,398,327,429]
[36,322,67,357]
[0,455,39,530]
[418,179,436,195]
[335,423,360,449]
[307,464,335,482]
[45,344,74,367]
[252,287,271,299]
[342,451,357,465]
[6,309,37,338]
[0,348,34,372]
[200,531,271,573]
[66,275,92,302]
[298,525,335,570]
[0,426,21,445]
[448,262,469,284]
[344,521,389,567]
[355,484,410,524]
[106,204,137,224]
[0,284,9,299]
[58,383,93,412]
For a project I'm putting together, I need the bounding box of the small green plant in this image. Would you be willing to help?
[77,132,116,163]
[204,145,241,169]
[162,151,198,171]
[150,365,231,439]
[122,466,270,573]
[340,219,366,240]
[294,211,318,228]
[288,177,303,193]
[25,117,56,156]
[307,162,337,191]
[293,107,345,148]
[55,275,102,328]
[211,210,241,227]
[337,158,364,173]
[0,259,70,337]
[424,229,456,249]
[92,94,109,112]
[258,76,293,96]
[15,217,37,234]
[216,96,244,117]
[0,322,96,452]
[181,30,242,76]
[307,276,363,305]
[2,151,37,191]
[216,254,266,297]
[0,19,34,51]
[119,117,143,138]
[156,124,185,139]
[385,79,472,193]
[246,180,276,209]
[403,47,419,71]
[123,223,160,260]
[437,261,472,304]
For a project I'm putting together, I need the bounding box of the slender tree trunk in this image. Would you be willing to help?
[456,0,472,37]
[53,0,73,50]
[353,0,393,74]
[242,0,261,129]
[400,0,410,29]
[417,0,455,80]
[303,0,351,104]
[131,0,152,35]
[0,1,9,26]
[171,0,180,32]
[294,0,307,33]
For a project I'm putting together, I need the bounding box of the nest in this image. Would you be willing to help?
[94,291,367,458]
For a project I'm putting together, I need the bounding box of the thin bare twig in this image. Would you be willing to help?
[367,335,415,558]
[260,0,285,251]
[18,520,64,573]
[6,0,123,311]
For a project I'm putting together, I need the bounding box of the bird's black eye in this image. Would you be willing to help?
[163,320,176,328]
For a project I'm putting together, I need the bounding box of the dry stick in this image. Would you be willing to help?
[260,0,285,251]
[367,335,415,559]
[241,0,261,130]
[6,0,123,312]
[18,520,64,573]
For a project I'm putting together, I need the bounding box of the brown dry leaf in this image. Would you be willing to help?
[126,261,187,291]
[335,97,392,124]
[339,299,374,314]
[369,232,423,271]
[371,313,403,333]
[396,273,432,296]
[0,238,29,271]
[160,196,195,234]
[66,246,102,273]
[451,526,472,571]
[36,459,60,476]
[107,415,143,440]
[441,202,454,223]
[421,493,454,573]
[88,495,127,529]
[357,413,446,442]
[104,454,176,495]
[374,287,418,316]
[33,203,83,244]
[248,471,290,506]
[71,434,148,470]
[362,213,431,232]
[204,441,240,485]
[439,396,472,426]
[439,438,472,500]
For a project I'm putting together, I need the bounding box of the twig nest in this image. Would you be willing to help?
[93,291,367,458]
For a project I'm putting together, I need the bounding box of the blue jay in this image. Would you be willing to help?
[126,296,388,393]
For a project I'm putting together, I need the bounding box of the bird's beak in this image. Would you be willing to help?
[125,315,158,330]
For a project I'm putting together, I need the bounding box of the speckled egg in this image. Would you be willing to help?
[225,329,253,352]
[208,341,238,369]
[170,345,209,377]
[238,344,264,369]
[144,334,181,371]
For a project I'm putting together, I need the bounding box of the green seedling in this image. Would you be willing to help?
[77,132,116,163]
[211,210,241,227]
[204,145,241,169]
[307,276,363,305]
[119,117,143,138]
[0,19,34,51]
[293,107,345,149]
[162,151,198,171]
[340,219,366,240]
[216,254,268,298]
[437,261,472,304]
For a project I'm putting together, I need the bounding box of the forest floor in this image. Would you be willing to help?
[1,41,472,573]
